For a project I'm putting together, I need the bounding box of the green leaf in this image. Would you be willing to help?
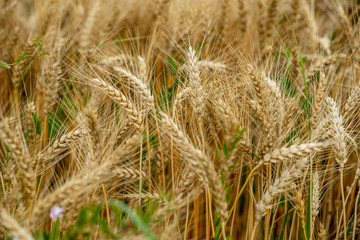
[286,129,298,146]
[59,82,78,117]
[301,56,307,63]
[157,79,183,111]
[15,52,29,63]
[308,71,320,84]
[222,142,229,158]
[33,113,41,135]
[24,129,31,140]
[279,45,292,59]
[214,220,222,240]
[279,76,296,97]
[0,61,11,69]
[98,218,114,238]
[142,200,158,224]
[112,203,125,226]
[4,144,11,153]
[213,211,222,240]
[178,58,186,65]
[49,220,60,240]
[48,112,63,143]
[196,41,206,55]
[279,200,290,240]
[215,146,221,160]
[285,44,292,58]
[230,128,246,150]
[63,204,115,240]
[110,201,158,240]
[147,132,158,149]
[33,231,49,240]
[168,56,178,75]
[225,184,234,195]
[346,196,360,238]
[347,212,355,238]
[40,52,50,56]
[32,39,44,50]
[300,95,314,111]
[226,193,233,203]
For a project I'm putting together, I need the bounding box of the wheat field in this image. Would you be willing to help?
[0,0,360,239]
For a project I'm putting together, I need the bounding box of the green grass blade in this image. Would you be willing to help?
[110,201,158,240]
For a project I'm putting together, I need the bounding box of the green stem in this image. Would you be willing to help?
[298,48,312,240]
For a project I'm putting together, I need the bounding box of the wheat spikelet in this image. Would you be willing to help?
[0,119,35,207]
[100,55,141,67]
[159,111,228,220]
[246,64,273,142]
[177,60,226,77]
[318,222,326,240]
[114,67,154,110]
[220,0,231,38]
[238,0,247,34]
[113,167,146,179]
[0,204,34,240]
[36,128,87,172]
[312,171,321,226]
[89,78,143,129]
[153,190,199,221]
[294,190,306,234]
[11,41,36,86]
[24,102,36,142]
[211,97,238,139]
[262,142,329,165]
[79,0,100,54]
[84,108,101,152]
[185,46,207,122]
[326,97,347,168]
[263,0,279,54]
[312,72,326,132]
[153,0,171,27]
[176,169,200,198]
[43,58,61,114]
[336,4,354,41]
[172,87,192,115]
[29,134,140,229]
[222,139,251,172]
[256,157,308,222]
[344,84,360,120]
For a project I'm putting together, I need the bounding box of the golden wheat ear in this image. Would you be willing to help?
[29,133,140,229]
[159,111,228,221]
[88,78,143,129]
[0,204,34,240]
[0,118,35,208]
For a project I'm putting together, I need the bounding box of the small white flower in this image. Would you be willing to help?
[13,237,20,240]
[50,206,64,220]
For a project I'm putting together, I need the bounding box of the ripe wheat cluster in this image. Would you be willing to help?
[0,0,360,239]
